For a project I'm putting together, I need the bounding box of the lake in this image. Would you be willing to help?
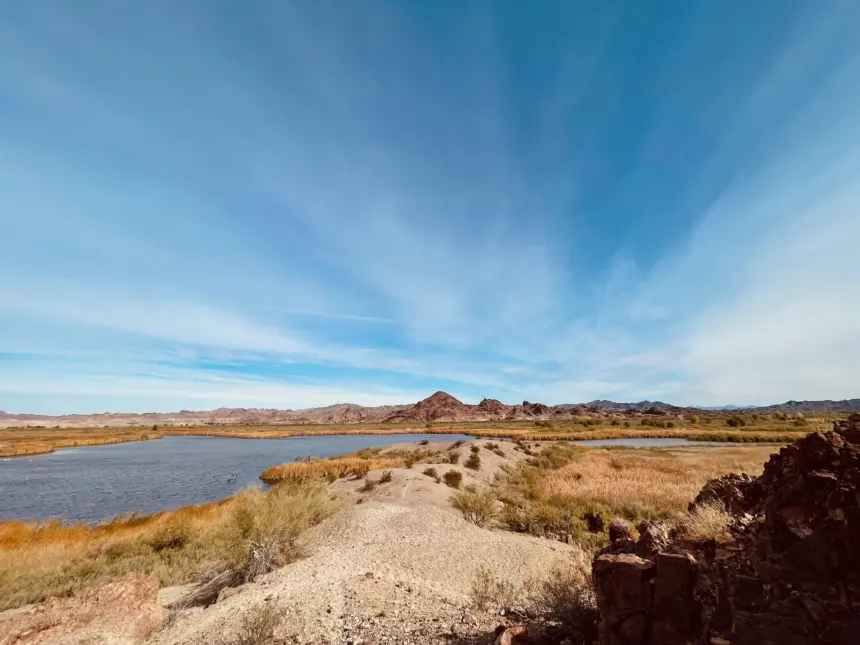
[0,433,472,522]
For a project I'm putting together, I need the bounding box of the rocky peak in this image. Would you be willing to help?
[423,391,464,406]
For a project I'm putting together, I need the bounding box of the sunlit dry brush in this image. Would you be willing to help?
[0,481,338,611]
[259,457,406,483]
[675,500,733,541]
[539,445,774,514]
[258,446,434,483]
[494,444,776,546]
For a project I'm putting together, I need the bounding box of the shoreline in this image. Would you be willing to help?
[0,436,780,618]
[0,423,810,459]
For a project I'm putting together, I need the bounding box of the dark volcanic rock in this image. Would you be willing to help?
[592,413,860,645]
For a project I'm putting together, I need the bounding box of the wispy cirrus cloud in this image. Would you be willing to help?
[1,0,858,413]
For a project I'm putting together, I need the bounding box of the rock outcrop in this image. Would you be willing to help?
[592,414,860,645]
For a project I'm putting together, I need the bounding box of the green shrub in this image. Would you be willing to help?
[465,453,482,471]
[443,470,463,489]
[450,490,498,527]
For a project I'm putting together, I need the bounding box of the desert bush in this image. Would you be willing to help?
[526,552,598,642]
[726,416,746,428]
[443,470,463,489]
[449,440,464,450]
[178,481,338,607]
[359,479,377,493]
[422,467,440,483]
[464,453,482,471]
[676,501,732,541]
[217,602,282,645]
[379,470,393,483]
[445,452,460,464]
[419,439,429,445]
[470,445,480,453]
[451,489,499,528]
[623,421,631,428]
[485,442,499,450]
[217,482,336,578]
[471,566,516,611]
[690,415,700,424]
[793,417,809,427]
[534,420,554,429]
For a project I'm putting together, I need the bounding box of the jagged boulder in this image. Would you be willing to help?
[592,414,860,645]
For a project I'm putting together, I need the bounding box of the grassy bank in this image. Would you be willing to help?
[260,446,436,482]
[0,481,338,611]
[456,442,777,548]
[1,412,834,457]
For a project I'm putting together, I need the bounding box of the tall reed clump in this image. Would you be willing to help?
[259,447,433,483]
[260,457,404,483]
[0,481,338,611]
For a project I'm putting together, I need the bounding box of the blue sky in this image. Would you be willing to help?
[1,0,859,414]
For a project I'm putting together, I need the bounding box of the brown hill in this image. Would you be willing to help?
[1,395,857,429]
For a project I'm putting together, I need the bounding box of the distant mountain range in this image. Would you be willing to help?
[1,393,858,428]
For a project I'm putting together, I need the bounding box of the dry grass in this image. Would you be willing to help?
[470,546,597,640]
[495,443,776,546]
[0,481,338,611]
[216,603,282,645]
[260,457,405,483]
[676,501,733,541]
[471,565,517,612]
[259,446,435,483]
[525,552,598,641]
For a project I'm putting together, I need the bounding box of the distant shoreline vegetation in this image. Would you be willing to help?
[0,412,842,459]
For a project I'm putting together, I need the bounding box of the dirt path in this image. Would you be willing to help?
[153,440,576,645]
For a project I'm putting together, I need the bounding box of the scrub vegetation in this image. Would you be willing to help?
[0,480,338,611]
[462,443,776,549]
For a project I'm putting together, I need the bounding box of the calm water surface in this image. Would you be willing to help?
[0,434,472,522]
